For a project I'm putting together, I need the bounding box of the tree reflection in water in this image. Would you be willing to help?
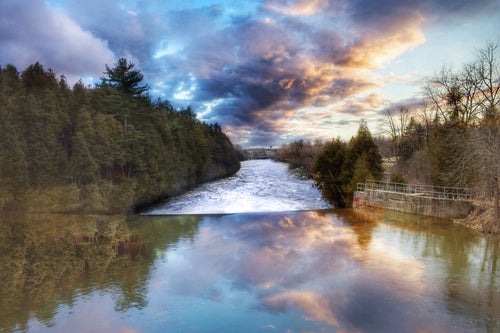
[0,209,498,333]
[0,213,202,332]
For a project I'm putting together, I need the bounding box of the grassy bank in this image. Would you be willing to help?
[452,204,500,235]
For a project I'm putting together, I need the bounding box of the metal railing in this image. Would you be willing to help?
[357,180,472,201]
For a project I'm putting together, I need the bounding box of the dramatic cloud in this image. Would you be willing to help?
[0,0,115,82]
[2,0,499,145]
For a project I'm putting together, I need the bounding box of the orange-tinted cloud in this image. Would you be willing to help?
[263,290,340,326]
[264,0,330,16]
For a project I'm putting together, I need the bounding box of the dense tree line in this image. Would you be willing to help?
[312,121,383,208]
[0,59,240,213]
[274,139,324,176]
[381,41,499,219]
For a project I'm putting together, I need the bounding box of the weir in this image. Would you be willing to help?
[354,180,472,218]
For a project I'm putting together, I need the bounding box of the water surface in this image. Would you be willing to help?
[0,209,498,332]
[146,159,331,214]
[2,160,499,332]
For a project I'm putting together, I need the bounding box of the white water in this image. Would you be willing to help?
[146,159,331,215]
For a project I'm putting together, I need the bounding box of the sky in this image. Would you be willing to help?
[1,0,499,147]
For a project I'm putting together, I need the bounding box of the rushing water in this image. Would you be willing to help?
[146,159,331,214]
[1,161,499,333]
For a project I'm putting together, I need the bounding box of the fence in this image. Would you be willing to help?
[357,180,472,201]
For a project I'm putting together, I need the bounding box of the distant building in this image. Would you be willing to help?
[243,148,278,160]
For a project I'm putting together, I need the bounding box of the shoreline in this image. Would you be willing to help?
[452,204,500,235]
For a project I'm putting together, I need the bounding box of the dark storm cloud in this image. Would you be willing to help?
[196,59,293,124]
[186,14,377,129]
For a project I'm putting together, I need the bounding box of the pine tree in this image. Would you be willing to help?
[101,58,149,97]
[343,152,374,206]
[312,138,348,207]
[70,131,97,184]
[0,111,28,198]
[344,120,383,180]
[313,121,383,207]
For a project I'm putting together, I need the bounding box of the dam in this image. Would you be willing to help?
[354,180,473,218]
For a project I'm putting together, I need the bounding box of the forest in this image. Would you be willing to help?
[0,59,241,214]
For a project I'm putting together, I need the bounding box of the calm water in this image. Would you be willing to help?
[0,160,499,332]
[0,209,499,332]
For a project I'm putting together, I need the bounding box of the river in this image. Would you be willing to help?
[0,160,499,332]
[145,159,331,214]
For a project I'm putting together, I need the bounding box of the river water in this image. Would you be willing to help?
[146,159,331,214]
[1,160,499,332]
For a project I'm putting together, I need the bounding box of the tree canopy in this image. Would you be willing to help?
[0,61,240,214]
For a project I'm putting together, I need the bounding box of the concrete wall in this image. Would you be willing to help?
[354,189,472,218]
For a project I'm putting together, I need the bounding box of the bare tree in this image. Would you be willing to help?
[380,107,412,158]
[473,41,500,120]
[468,127,500,220]
[471,41,500,221]
[424,66,481,125]
[459,63,482,123]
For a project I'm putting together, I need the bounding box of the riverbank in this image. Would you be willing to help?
[1,166,241,215]
[452,205,500,234]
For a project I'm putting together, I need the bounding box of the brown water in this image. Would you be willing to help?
[0,208,498,332]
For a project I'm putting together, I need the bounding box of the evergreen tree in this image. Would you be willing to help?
[101,58,149,97]
[21,62,58,91]
[313,121,383,207]
[343,152,374,206]
[0,110,28,198]
[0,61,241,214]
[312,138,348,207]
[344,120,383,181]
[70,131,97,184]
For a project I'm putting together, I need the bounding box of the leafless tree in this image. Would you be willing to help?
[380,107,412,158]
[424,66,481,125]
[473,41,500,120]
[473,41,500,221]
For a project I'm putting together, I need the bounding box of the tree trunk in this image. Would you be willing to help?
[495,176,499,223]
[497,130,500,224]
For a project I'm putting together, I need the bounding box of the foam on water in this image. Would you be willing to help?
[146,159,331,214]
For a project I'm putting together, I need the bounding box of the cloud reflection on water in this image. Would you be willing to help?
[148,210,451,332]
[2,210,495,332]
